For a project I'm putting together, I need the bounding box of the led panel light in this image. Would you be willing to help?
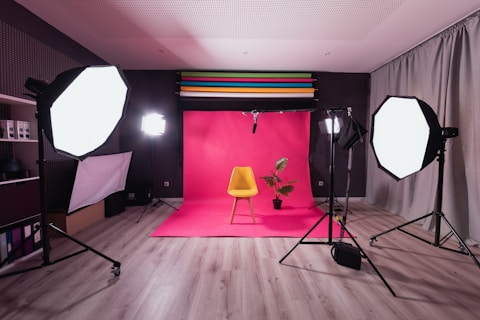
[325,116,342,134]
[371,96,443,180]
[141,113,166,136]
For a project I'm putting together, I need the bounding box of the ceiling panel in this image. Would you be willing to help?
[15,0,480,72]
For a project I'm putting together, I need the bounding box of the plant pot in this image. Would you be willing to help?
[273,199,282,210]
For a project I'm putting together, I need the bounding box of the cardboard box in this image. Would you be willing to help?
[46,200,105,237]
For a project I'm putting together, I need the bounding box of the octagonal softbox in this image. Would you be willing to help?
[37,65,129,160]
[371,96,443,180]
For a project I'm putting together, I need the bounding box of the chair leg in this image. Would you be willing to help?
[247,198,256,224]
[230,197,239,224]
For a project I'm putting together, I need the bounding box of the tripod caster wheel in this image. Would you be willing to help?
[459,244,466,253]
[369,238,376,246]
[112,266,121,277]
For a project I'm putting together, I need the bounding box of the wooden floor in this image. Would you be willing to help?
[1,199,480,320]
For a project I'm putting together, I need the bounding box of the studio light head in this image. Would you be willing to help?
[325,115,342,135]
[24,78,49,96]
[26,65,130,160]
[371,96,443,180]
[442,127,459,138]
[141,113,166,136]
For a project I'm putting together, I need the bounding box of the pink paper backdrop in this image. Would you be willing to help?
[183,110,314,207]
[151,110,348,238]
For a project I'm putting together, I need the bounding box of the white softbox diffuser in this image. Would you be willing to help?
[68,151,132,213]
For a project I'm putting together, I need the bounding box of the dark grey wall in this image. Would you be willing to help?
[120,71,370,198]
[0,1,106,98]
[120,71,183,198]
[310,73,370,198]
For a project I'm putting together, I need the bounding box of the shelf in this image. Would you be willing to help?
[0,94,38,141]
[0,93,41,265]
[0,93,39,179]
[0,138,38,143]
[0,93,36,106]
[0,176,40,186]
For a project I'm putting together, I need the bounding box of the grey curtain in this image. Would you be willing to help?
[366,11,480,243]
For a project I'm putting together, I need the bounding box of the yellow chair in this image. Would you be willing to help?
[227,166,258,224]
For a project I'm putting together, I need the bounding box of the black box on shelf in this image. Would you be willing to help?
[105,191,126,217]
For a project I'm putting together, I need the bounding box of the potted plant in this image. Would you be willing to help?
[260,157,297,209]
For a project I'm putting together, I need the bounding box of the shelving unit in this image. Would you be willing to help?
[0,93,41,267]
[0,93,39,184]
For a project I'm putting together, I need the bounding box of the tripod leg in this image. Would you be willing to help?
[279,212,329,263]
[136,203,150,223]
[440,215,480,268]
[338,148,353,239]
[338,220,396,297]
[48,224,121,276]
[369,212,434,244]
[137,198,179,223]
[309,197,329,209]
[157,198,179,211]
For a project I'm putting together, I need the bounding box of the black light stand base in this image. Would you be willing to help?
[309,195,345,211]
[279,212,331,261]
[0,223,121,279]
[279,212,396,297]
[283,109,395,296]
[48,223,122,276]
[0,263,43,279]
[369,211,480,269]
[136,197,179,223]
[370,135,480,270]
[136,136,179,223]
[152,198,178,211]
[309,197,353,220]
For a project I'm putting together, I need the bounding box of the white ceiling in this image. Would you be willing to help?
[16,0,480,73]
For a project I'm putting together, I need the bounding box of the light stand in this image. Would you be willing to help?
[309,191,343,210]
[136,113,177,223]
[0,66,128,279]
[369,96,480,270]
[335,109,367,238]
[338,146,353,239]
[309,115,343,210]
[279,108,396,297]
[370,130,480,268]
